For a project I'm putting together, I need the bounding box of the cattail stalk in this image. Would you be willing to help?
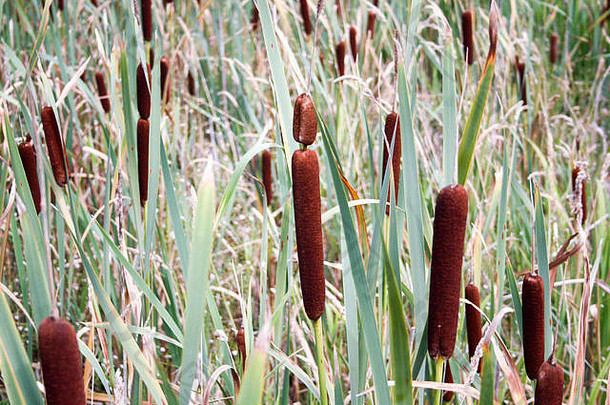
[137,118,150,207]
[550,32,558,64]
[299,0,312,36]
[522,271,545,380]
[18,136,42,214]
[534,356,564,405]
[262,150,273,205]
[41,106,68,187]
[137,62,152,119]
[95,72,111,113]
[349,26,358,61]
[38,316,86,405]
[141,0,152,42]
[336,41,346,77]
[427,184,469,360]
[461,11,474,65]
[382,112,401,214]
[465,282,483,372]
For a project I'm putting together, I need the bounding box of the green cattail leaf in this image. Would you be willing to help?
[236,335,269,405]
[479,345,495,405]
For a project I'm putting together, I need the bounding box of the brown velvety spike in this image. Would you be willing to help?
[443,361,454,402]
[149,48,155,65]
[236,328,246,366]
[18,136,42,214]
[461,11,474,65]
[137,63,152,119]
[550,32,558,64]
[336,40,346,76]
[58,0,64,11]
[251,5,260,31]
[262,150,273,205]
[427,184,469,360]
[516,58,527,105]
[292,149,325,321]
[137,118,150,207]
[382,112,401,214]
[41,107,68,187]
[522,272,545,380]
[187,71,196,96]
[141,0,152,42]
[292,93,318,145]
[571,167,587,224]
[95,72,111,113]
[366,11,376,38]
[299,0,312,36]
[349,26,358,61]
[534,359,564,405]
[91,0,97,6]
[38,317,86,405]
[465,283,483,372]
[160,57,171,102]
[335,0,342,18]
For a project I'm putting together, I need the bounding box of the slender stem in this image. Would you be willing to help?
[314,319,328,405]
[433,356,445,405]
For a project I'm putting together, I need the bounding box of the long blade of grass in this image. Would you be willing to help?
[442,35,457,187]
[533,185,552,357]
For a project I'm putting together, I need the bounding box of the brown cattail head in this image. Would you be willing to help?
[251,5,260,31]
[292,149,325,321]
[187,71,195,96]
[571,166,587,225]
[137,62,152,119]
[141,0,152,42]
[292,93,317,145]
[262,150,273,205]
[160,57,171,103]
[18,136,42,214]
[349,26,358,61]
[335,0,342,19]
[522,271,545,380]
[299,0,312,36]
[149,48,155,66]
[41,107,68,187]
[534,357,564,405]
[465,282,483,372]
[550,32,558,64]
[516,57,527,105]
[443,361,454,402]
[427,184,469,360]
[137,118,150,207]
[236,328,246,365]
[38,316,86,405]
[336,40,346,76]
[382,112,401,214]
[91,0,97,6]
[461,10,474,65]
[58,0,64,11]
[366,11,376,38]
[95,72,111,113]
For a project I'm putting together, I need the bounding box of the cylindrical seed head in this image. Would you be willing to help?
[160,57,171,103]
[443,360,454,402]
[299,0,312,36]
[262,150,273,205]
[465,282,483,372]
[522,272,545,380]
[349,26,358,61]
[141,0,152,42]
[18,136,42,214]
[550,32,558,64]
[461,11,474,65]
[292,93,318,146]
[534,358,564,405]
[236,328,246,365]
[41,106,68,187]
[187,71,196,96]
[292,149,325,321]
[382,112,401,214]
[95,72,111,113]
[427,184,469,359]
[366,11,376,38]
[336,40,346,76]
[137,63,152,119]
[516,58,527,105]
[38,316,86,405]
[137,118,150,207]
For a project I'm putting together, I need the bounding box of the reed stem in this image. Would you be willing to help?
[315,319,328,405]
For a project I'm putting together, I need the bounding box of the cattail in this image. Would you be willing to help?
[41,106,68,187]
[292,149,325,321]
[349,26,358,61]
[521,271,545,380]
[550,32,558,64]
[465,282,483,372]
[292,93,318,145]
[187,71,195,96]
[572,166,587,225]
[137,118,149,207]
[336,40,346,76]
[382,112,401,214]
[149,48,155,65]
[95,72,111,113]
[534,356,564,405]
[58,0,64,11]
[251,5,260,31]
[38,316,86,405]
[262,150,273,205]
[141,0,152,42]
[461,10,474,65]
[516,57,527,105]
[299,0,312,36]
[335,0,342,19]
[366,11,376,38]
[427,184,469,360]
[18,136,42,214]
[91,0,97,6]
[160,57,171,102]
[236,328,246,366]
[137,62,152,119]
[443,361,454,402]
